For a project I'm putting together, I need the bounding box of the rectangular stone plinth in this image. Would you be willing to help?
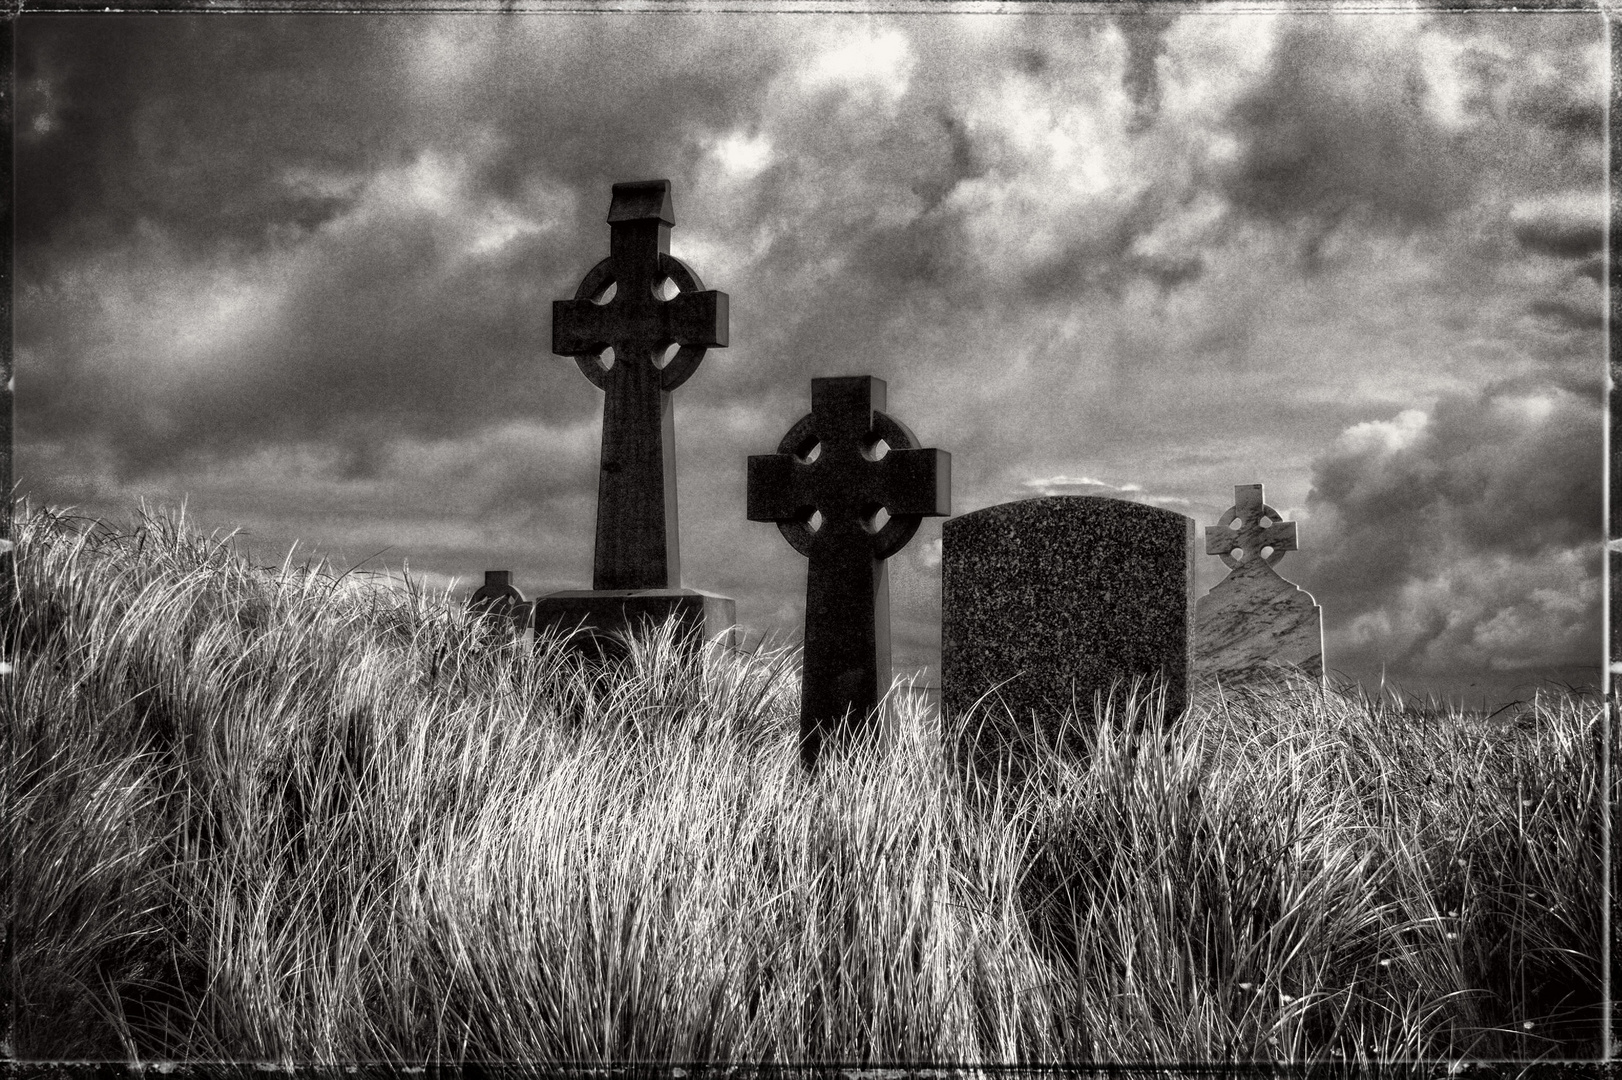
[530,588,737,657]
[942,496,1196,758]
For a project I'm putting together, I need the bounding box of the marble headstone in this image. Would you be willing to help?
[1195,484,1323,683]
[941,496,1197,750]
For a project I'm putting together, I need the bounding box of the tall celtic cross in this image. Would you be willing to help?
[1205,483,1297,573]
[748,376,950,768]
[552,179,728,591]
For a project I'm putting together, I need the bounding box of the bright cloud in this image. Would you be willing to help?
[800,26,915,104]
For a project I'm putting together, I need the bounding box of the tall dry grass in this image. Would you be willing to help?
[5,502,1606,1065]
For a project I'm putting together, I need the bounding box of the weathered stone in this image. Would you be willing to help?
[469,570,531,634]
[1195,484,1323,683]
[532,589,736,658]
[533,179,734,654]
[470,570,523,613]
[552,178,729,592]
[941,496,1196,752]
[748,376,950,768]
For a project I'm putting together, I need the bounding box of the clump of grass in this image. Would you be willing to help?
[4,502,1605,1065]
[997,667,1604,1063]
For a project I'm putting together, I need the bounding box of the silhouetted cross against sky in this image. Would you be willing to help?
[748,376,949,767]
[552,179,728,591]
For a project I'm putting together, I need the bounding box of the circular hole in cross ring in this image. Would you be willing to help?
[800,442,823,464]
[867,437,891,461]
[652,276,680,301]
[596,346,616,371]
[1231,547,1246,562]
[808,509,824,533]
[1261,545,1275,560]
[867,506,891,533]
[592,280,617,306]
[1230,517,1245,532]
[1259,516,1273,528]
[655,342,680,369]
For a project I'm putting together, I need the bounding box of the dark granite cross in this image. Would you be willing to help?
[552,179,729,591]
[747,376,950,768]
[1205,484,1297,572]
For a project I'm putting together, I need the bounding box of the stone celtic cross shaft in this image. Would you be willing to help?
[748,376,950,768]
[552,179,729,591]
[1205,484,1298,572]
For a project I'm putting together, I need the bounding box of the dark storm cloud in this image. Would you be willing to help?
[912,115,986,214]
[1528,299,1605,333]
[1483,15,1606,142]
[1116,12,1177,131]
[1304,376,1602,684]
[19,199,575,480]
[1511,203,1604,259]
[1217,20,1468,236]
[17,17,404,253]
[15,16,792,481]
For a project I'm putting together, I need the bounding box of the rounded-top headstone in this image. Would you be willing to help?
[941,496,1197,747]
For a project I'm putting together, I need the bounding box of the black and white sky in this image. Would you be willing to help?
[15,9,1607,706]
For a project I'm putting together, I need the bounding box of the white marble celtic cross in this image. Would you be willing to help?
[1196,484,1324,683]
[1207,484,1297,570]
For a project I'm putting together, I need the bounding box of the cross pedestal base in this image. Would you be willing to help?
[530,588,737,659]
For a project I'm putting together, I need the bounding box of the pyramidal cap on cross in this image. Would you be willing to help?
[521,179,736,654]
[748,376,950,769]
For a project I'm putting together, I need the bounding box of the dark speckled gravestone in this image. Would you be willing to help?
[941,496,1196,752]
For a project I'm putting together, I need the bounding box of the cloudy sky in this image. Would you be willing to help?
[15,9,1607,707]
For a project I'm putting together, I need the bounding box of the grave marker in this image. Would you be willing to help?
[941,496,1197,757]
[469,570,531,634]
[530,180,735,651]
[1195,484,1323,683]
[748,376,950,768]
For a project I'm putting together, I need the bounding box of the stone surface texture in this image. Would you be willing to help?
[941,496,1196,745]
[748,376,950,768]
[552,178,728,591]
[532,179,734,655]
[531,589,737,657]
[1196,484,1323,682]
[469,570,531,634]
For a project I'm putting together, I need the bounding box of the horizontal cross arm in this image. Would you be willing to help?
[747,453,807,522]
[1254,519,1297,550]
[1205,518,1297,554]
[553,298,609,356]
[879,448,951,516]
[664,289,729,348]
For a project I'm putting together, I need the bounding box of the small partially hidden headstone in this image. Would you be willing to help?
[1195,484,1323,684]
[748,375,950,769]
[530,178,735,654]
[941,496,1196,755]
[470,570,532,635]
